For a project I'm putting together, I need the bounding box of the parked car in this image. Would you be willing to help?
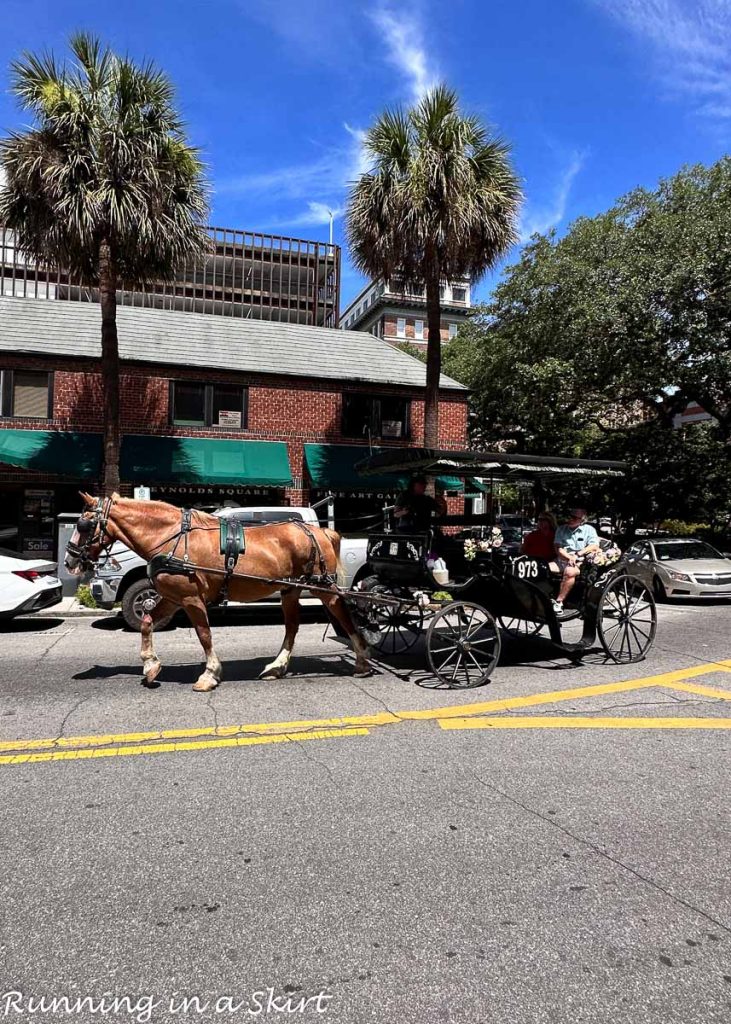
[625,537,731,600]
[90,506,369,630]
[0,547,63,619]
[497,514,535,534]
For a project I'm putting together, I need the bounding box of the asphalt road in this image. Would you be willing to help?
[0,600,729,1024]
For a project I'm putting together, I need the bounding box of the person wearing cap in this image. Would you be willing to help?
[552,503,600,613]
[394,475,445,533]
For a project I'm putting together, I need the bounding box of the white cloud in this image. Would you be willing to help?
[591,0,731,119]
[286,201,343,228]
[217,121,369,233]
[519,150,586,241]
[368,4,438,102]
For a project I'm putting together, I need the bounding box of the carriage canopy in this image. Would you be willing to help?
[354,447,627,483]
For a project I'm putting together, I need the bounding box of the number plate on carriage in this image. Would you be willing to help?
[509,556,550,580]
[389,542,399,556]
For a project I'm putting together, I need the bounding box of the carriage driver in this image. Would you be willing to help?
[394,475,447,533]
[552,501,601,613]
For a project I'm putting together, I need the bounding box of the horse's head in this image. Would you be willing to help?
[64,492,117,575]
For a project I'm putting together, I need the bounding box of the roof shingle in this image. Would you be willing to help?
[0,296,466,391]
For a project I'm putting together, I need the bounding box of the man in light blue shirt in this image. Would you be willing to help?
[553,504,600,612]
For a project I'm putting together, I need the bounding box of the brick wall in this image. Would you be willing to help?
[0,353,469,501]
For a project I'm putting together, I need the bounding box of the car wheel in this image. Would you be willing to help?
[652,575,667,602]
[121,579,174,631]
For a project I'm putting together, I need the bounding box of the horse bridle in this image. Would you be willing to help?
[66,497,115,569]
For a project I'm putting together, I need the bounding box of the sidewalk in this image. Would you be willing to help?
[36,596,115,618]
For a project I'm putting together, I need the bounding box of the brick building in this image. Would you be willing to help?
[340,277,473,346]
[0,296,468,556]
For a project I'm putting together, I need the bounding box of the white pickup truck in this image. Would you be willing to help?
[90,505,369,629]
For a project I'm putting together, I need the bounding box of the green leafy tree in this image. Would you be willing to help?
[0,34,210,493]
[461,159,731,449]
[450,159,731,529]
[346,85,522,447]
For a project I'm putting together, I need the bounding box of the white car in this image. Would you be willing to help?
[90,506,369,630]
[625,537,731,600]
[0,548,63,618]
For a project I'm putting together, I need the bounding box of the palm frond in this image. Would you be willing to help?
[0,34,211,286]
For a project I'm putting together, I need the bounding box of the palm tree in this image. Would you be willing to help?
[0,34,209,494]
[346,86,522,447]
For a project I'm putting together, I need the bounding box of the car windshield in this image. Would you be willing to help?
[653,541,723,561]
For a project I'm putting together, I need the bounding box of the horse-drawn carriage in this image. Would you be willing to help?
[65,446,656,693]
[344,447,657,688]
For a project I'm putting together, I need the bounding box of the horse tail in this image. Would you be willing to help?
[321,527,342,573]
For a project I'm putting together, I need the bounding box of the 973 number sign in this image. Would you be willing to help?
[511,557,547,580]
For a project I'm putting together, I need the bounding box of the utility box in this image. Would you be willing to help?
[56,513,81,596]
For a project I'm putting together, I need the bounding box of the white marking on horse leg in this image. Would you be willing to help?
[140,612,162,687]
[259,646,292,680]
[350,633,372,677]
[260,590,300,680]
[193,648,222,692]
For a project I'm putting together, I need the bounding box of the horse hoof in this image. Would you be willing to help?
[142,658,161,687]
[259,664,286,680]
[354,666,373,678]
[192,674,219,692]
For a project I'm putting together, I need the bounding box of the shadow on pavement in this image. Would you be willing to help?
[348,630,612,692]
[91,604,328,633]
[0,617,65,633]
[72,653,373,686]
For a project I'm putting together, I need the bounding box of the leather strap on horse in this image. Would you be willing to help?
[291,520,334,585]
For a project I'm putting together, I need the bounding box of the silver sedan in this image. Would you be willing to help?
[625,537,731,600]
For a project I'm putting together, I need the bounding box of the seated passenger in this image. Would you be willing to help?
[552,502,601,613]
[394,475,444,533]
[521,512,557,561]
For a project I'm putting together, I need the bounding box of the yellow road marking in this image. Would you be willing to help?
[1,661,730,766]
[440,716,731,731]
[660,680,731,701]
[4,661,729,755]
[0,727,368,766]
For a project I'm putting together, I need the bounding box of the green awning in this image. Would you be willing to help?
[0,429,102,477]
[304,444,464,493]
[121,435,292,486]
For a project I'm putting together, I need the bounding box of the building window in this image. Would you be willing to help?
[171,381,248,429]
[439,285,446,300]
[342,392,411,440]
[448,323,458,340]
[1,370,52,419]
[452,287,467,302]
[396,317,406,338]
[414,319,424,340]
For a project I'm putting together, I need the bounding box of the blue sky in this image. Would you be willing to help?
[0,0,728,307]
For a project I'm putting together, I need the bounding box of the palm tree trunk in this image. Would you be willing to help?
[99,238,121,496]
[424,271,442,448]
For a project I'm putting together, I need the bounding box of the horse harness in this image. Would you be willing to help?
[147,509,336,604]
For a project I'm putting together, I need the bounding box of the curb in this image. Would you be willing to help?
[33,604,117,619]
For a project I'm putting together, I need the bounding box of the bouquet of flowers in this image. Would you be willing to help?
[583,543,622,567]
[464,527,503,561]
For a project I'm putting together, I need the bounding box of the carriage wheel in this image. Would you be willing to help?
[597,574,657,663]
[426,602,501,688]
[372,598,424,655]
[498,615,543,638]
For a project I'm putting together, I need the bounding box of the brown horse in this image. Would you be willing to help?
[64,494,371,691]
